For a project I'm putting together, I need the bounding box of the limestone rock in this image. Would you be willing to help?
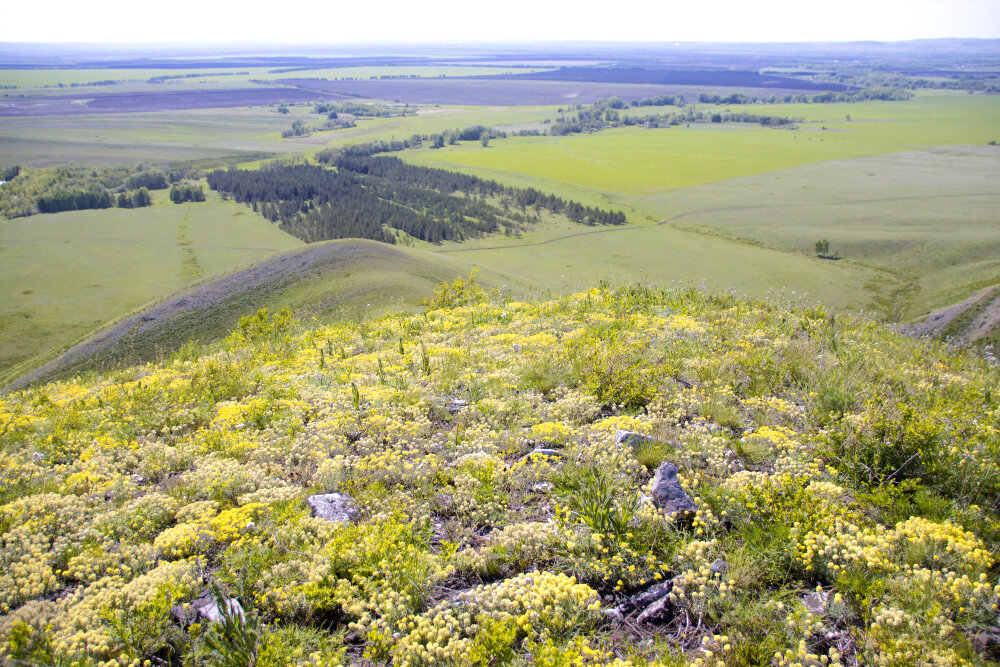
[605,580,675,625]
[307,492,359,525]
[195,594,245,624]
[615,430,654,448]
[709,558,728,576]
[802,591,829,616]
[650,462,697,516]
[172,590,245,626]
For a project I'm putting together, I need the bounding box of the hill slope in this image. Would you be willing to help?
[1,283,998,665]
[902,283,1000,355]
[5,239,504,390]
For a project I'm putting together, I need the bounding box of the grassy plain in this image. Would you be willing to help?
[643,148,1000,318]
[0,107,316,167]
[0,190,302,383]
[398,92,1000,321]
[433,221,898,314]
[2,90,998,384]
[407,93,1000,198]
[0,105,558,167]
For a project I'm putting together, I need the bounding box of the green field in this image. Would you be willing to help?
[0,107,323,167]
[0,105,559,168]
[3,90,999,385]
[433,219,899,313]
[0,190,302,383]
[407,94,1000,197]
[397,93,1000,321]
[644,147,1000,318]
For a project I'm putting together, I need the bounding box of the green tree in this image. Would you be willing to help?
[815,239,830,257]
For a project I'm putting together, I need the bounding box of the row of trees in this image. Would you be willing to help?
[36,186,113,213]
[313,102,416,118]
[1,164,200,219]
[206,158,626,245]
[547,99,802,136]
[332,156,627,226]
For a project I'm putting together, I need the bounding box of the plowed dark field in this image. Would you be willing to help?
[0,87,349,116]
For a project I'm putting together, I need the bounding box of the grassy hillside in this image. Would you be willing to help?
[0,191,302,385]
[1,282,998,665]
[433,222,899,315]
[4,239,518,390]
[642,147,1000,319]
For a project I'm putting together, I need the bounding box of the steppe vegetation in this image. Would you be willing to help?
[2,38,1000,666]
[1,280,998,665]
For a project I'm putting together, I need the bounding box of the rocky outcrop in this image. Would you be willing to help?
[650,462,698,517]
[615,430,654,448]
[307,492,359,525]
[605,580,676,625]
[172,590,245,626]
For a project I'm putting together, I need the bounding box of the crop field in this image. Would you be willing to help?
[275,76,832,107]
[0,191,302,383]
[0,88,350,117]
[0,104,561,167]
[499,66,853,91]
[0,65,544,90]
[0,106,334,166]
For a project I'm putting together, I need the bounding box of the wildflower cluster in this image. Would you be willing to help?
[1,284,999,664]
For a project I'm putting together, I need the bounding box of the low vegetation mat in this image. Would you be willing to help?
[1,279,999,665]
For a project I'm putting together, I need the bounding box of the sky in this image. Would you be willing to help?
[1,0,998,44]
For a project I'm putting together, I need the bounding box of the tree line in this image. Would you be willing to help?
[547,98,803,136]
[205,158,626,245]
[332,155,627,226]
[0,164,201,219]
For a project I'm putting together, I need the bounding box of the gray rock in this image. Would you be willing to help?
[130,473,145,485]
[802,591,829,616]
[307,492,358,525]
[605,580,675,625]
[636,593,674,625]
[448,398,469,413]
[650,462,698,517]
[172,591,245,626]
[972,628,1000,659]
[615,430,654,448]
[195,595,245,624]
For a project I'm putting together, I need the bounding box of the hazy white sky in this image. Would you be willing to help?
[2,0,998,43]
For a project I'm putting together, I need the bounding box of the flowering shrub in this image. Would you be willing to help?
[1,284,999,664]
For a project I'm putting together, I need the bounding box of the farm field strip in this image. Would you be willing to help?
[0,65,548,90]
